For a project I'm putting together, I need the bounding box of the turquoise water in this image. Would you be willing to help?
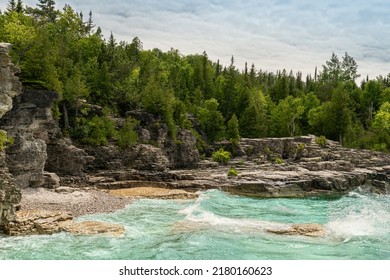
[1,188,390,260]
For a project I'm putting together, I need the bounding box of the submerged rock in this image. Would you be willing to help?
[60,221,125,236]
[266,223,324,237]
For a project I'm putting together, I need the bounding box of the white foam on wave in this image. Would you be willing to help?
[178,191,207,216]
[326,204,390,239]
[176,191,287,234]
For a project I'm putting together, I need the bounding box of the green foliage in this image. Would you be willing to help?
[227,114,240,144]
[228,168,239,177]
[240,89,268,137]
[173,99,189,129]
[0,130,14,151]
[72,116,116,146]
[197,98,225,143]
[315,136,327,148]
[116,117,139,149]
[270,96,304,137]
[142,77,177,138]
[274,157,285,164]
[212,148,231,164]
[373,102,390,134]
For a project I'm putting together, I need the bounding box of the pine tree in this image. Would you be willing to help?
[16,0,23,13]
[87,10,95,33]
[36,0,58,22]
[7,0,16,13]
[341,52,360,82]
[321,52,341,84]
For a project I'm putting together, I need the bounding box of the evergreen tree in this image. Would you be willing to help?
[321,52,341,84]
[240,89,268,138]
[28,0,58,22]
[227,114,240,144]
[86,10,95,34]
[341,52,360,82]
[16,0,23,13]
[7,0,16,13]
[38,0,58,22]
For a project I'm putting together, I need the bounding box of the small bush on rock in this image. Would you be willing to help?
[212,148,231,164]
[0,130,13,151]
[315,136,327,147]
[274,157,285,164]
[228,168,239,177]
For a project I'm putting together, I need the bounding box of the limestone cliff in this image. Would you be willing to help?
[0,88,92,189]
[85,110,200,172]
[0,43,22,118]
[0,43,22,229]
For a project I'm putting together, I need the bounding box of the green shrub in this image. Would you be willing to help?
[315,136,327,147]
[263,147,271,155]
[0,130,13,151]
[274,157,285,164]
[73,116,116,146]
[212,148,231,164]
[297,143,305,152]
[228,168,239,177]
[116,117,139,149]
[373,143,387,152]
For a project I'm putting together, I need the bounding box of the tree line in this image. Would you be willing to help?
[1,0,389,152]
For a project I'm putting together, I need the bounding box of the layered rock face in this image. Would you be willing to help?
[0,88,91,188]
[0,149,21,231]
[0,43,22,118]
[86,110,199,172]
[0,43,22,229]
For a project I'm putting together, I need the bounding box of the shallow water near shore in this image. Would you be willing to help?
[1,188,390,260]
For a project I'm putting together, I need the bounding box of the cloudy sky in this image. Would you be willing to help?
[2,0,390,79]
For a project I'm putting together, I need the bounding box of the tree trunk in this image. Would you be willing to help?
[339,133,343,146]
[62,102,70,130]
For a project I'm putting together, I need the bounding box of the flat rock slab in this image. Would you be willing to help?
[109,187,198,199]
[61,221,125,237]
[5,210,73,236]
[5,210,125,237]
[266,223,324,237]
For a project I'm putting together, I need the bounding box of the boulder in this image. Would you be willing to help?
[5,210,73,236]
[45,138,93,176]
[4,209,125,236]
[165,129,200,168]
[125,144,170,171]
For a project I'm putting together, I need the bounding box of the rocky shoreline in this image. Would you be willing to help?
[83,136,390,199]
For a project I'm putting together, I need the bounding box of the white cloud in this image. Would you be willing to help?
[1,0,389,78]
